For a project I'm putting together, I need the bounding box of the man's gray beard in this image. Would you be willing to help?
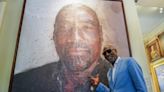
[62,55,93,72]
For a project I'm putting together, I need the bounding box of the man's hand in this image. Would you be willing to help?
[90,74,100,86]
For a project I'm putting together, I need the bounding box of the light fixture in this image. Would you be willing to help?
[134,0,138,3]
[159,8,163,13]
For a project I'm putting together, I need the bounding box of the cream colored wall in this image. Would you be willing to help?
[144,22,164,42]
[0,0,153,92]
[0,0,24,92]
[0,1,6,28]
[123,0,153,92]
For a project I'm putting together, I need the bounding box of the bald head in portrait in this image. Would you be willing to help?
[12,4,110,92]
[54,4,102,73]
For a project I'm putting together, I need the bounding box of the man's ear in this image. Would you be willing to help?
[99,25,104,58]
[53,31,56,43]
[53,37,56,45]
[53,24,57,44]
[99,25,103,42]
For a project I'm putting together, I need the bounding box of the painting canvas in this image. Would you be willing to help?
[154,63,164,92]
[10,0,131,92]
[146,38,162,62]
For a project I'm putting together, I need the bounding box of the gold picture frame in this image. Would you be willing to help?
[146,38,162,62]
[158,32,164,56]
[150,60,164,92]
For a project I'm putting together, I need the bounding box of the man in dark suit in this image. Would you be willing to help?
[91,45,147,92]
[12,4,110,92]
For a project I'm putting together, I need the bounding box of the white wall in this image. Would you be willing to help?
[144,22,164,42]
[0,0,24,92]
[0,1,6,28]
[123,0,153,92]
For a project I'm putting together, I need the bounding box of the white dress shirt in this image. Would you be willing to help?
[112,57,120,82]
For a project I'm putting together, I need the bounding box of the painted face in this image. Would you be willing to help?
[54,5,102,72]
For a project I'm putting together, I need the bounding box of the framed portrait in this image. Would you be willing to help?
[158,32,164,56]
[150,60,164,92]
[146,38,162,62]
[9,0,131,92]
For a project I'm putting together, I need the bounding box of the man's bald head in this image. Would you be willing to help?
[53,4,102,72]
[54,4,100,30]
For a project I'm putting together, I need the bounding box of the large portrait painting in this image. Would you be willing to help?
[10,0,131,92]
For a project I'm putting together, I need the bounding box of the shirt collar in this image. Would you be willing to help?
[114,57,120,67]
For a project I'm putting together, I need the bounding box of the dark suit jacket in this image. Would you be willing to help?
[12,59,111,92]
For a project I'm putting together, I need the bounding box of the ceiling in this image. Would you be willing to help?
[136,0,164,35]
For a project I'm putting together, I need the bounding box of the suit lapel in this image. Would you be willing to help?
[113,58,122,87]
[108,68,114,88]
[108,68,112,82]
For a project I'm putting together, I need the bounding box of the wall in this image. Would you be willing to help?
[123,0,153,92]
[144,22,164,42]
[0,0,24,92]
[0,1,6,28]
